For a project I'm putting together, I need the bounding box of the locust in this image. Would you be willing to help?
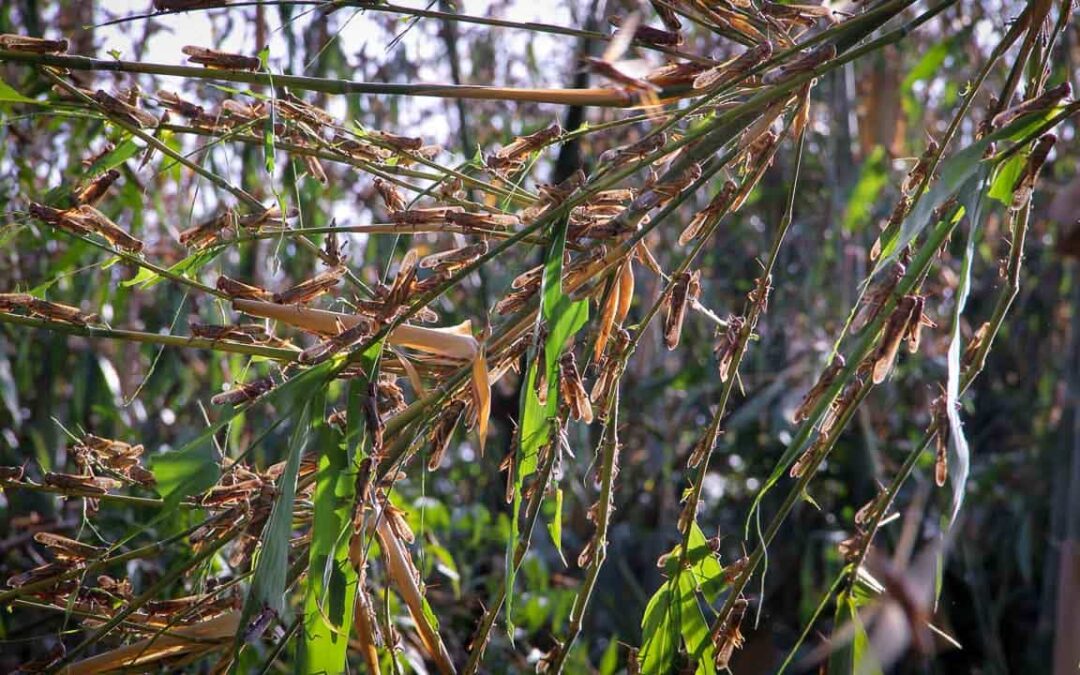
[368,130,424,153]
[29,297,97,324]
[216,275,273,301]
[427,400,465,470]
[180,210,237,249]
[156,89,206,119]
[333,134,391,162]
[485,123,561,175]
[760,1,835,31]
[793,355,845,422]
[559,352,593,423]
[649,0,682,31]
[714,315,745,382]
[43,472,121,494]
[598,132,667,167]
[277,93,336,127]
[695,42,773,90]
[680,179,737,245]
[273,267,344,305]
[34,533,103,562]
[901,141,939,195]
[92,90,159,129]
[221,99,267,123]
[74,170,121,207]
[583,14,661,97]
[763,44,836,85]
[991,82,1071,129]
[664,270,700,350]
[211,375,276,406]
[299,319,375,365]
[29,201,91,236]
[419,242,488,274]
[609,15,683,47]
[390,206,463,226]
[446,211,520,230]
[182,45,261,71]
[374,177,407,213]
[712,596,749,670]
[0,33,67,54]
[62,205,144,252]
[189,321,269,344]
[1011,134,1056,212]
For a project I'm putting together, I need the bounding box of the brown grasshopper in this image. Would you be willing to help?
[182,45,261,71]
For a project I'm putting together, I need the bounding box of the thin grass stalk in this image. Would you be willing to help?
[545,390,621,672]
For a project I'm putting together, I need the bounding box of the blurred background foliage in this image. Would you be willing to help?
[0,1,1078,673]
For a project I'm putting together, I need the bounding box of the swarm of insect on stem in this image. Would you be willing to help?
[871,295,920,383]
[792,354,845,422]
[211,374,276,406]
[851,261,906,333]
[485,122,561,176]
[559,351,594,424]
[990,82,1071,129]
[181,45,260,71]
[1011,134,1056,212]
[712,596,749,670]
[664,270,700,350]
[713,315,745,382]
[273,266,344,305]
[74,169,120,207]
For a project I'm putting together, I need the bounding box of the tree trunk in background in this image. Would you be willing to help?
[1054,263,1080,674]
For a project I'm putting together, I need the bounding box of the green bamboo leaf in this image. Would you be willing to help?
[298,343,381,674]
[987,151,1025,206]
[687,522,725,604]
[83,137,142,176]
[506,213,588,631]
[547,486,566,565]
[121,249,220,289]
[677,574,717,675]
[0,77,36,104]
[639,580,678,675]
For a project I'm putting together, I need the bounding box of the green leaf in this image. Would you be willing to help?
[686,522,725,604]
[988,151,1025,206]
[0,77,37,104]
[677,574,716,675]
[84,137,142,176]
[244,389,321,636]
[639,581,678,675]
[842,147,887,233]
[506,214,588,630]
[298,344,380,673]
[122,249,220,289]
[547,487,566,565]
